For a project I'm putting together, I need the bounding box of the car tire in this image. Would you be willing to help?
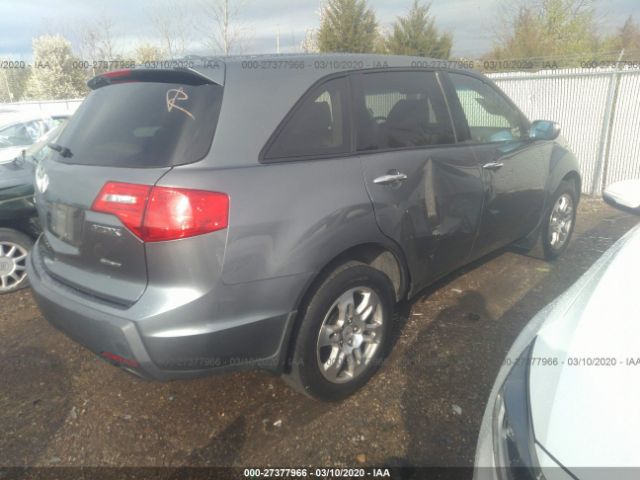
[283,261,395,401]
[542,180,577,260]
[0,228,33,294]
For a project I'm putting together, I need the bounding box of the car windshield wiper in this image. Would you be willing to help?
[47,142,73,158]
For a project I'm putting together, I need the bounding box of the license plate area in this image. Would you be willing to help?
[49,203,84,245]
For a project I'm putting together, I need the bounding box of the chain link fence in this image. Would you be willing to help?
[489,67,640,195]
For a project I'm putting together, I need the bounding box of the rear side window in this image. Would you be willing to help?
[54,82,223,167]
[264,76,350,160]
[448,73,524,143]
[354,71,455,151]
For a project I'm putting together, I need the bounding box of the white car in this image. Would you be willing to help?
[0,113,54,164]
[475,179,640,480]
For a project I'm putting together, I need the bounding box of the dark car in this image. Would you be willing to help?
[27,55,581,400]
[0,155,38,293]
[0,124,65,293]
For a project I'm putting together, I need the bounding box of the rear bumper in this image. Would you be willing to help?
[27,239,297,380]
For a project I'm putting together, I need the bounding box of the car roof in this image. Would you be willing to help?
[187,53,480,83]
[190,52,471,68]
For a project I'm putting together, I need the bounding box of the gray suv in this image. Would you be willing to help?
[27,54,581,400]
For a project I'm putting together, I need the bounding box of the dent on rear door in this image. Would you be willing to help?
[360,146,484,289]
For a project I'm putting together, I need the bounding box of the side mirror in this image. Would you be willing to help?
[603,180,640,215]
[11,150,26,167]
[529,120,560,141]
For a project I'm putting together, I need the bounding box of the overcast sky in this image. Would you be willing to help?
[0,0,637,59]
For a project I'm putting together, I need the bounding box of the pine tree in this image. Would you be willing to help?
[385,0,452,59]
[317,0,379,53]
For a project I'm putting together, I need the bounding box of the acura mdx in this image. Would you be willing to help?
[27,54,581,400]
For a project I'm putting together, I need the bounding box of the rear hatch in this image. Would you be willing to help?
[35,68,224,306]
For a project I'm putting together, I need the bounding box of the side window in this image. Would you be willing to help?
[24,120,47,141]
[0,124,19,137]
[354,71,455,152]
[264,76,350,160]
[448,73,524,143]
[0,122,34,146]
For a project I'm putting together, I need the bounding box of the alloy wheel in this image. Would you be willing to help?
[548,193,574,250]
[0,242,28,292]
[316,287,384,384]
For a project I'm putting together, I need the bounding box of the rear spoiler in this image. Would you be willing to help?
[87,67,222,90]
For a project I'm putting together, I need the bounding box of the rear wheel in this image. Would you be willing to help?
[284,262,395,401]
[542,181,577,260]
[0,228,33,294]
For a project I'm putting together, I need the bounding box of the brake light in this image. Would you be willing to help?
[102,69,132,79]
[92,182,229,242]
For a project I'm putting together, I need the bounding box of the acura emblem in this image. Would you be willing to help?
[35,164,49,194]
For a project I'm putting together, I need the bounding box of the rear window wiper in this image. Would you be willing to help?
[47,142,73,158]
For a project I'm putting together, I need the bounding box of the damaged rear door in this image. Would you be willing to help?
[354,70,484,291]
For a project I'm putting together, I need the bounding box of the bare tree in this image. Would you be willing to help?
[72,14,122,77]
[198,0,249,55]
[77,15,120,61]
[301,28,319,53]
[0,70,14,102]
[149,0,195,59]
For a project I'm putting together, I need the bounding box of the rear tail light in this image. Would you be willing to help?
[144,187,229,242]
[92,182,151,238]
[100,351,140,368]
[92,182,229,242]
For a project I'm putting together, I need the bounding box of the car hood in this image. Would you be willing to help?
[529,223,640,472]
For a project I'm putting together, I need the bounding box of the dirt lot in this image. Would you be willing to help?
[1,197,638,470]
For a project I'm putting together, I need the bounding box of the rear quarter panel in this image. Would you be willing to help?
[162,158,389,292]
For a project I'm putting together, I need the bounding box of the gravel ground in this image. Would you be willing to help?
[0,197,638,470]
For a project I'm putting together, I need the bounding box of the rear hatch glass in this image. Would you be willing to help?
[55,77,223,168]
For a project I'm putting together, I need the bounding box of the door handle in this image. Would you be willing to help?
[373,171,408,185]
[482,161,504,170]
